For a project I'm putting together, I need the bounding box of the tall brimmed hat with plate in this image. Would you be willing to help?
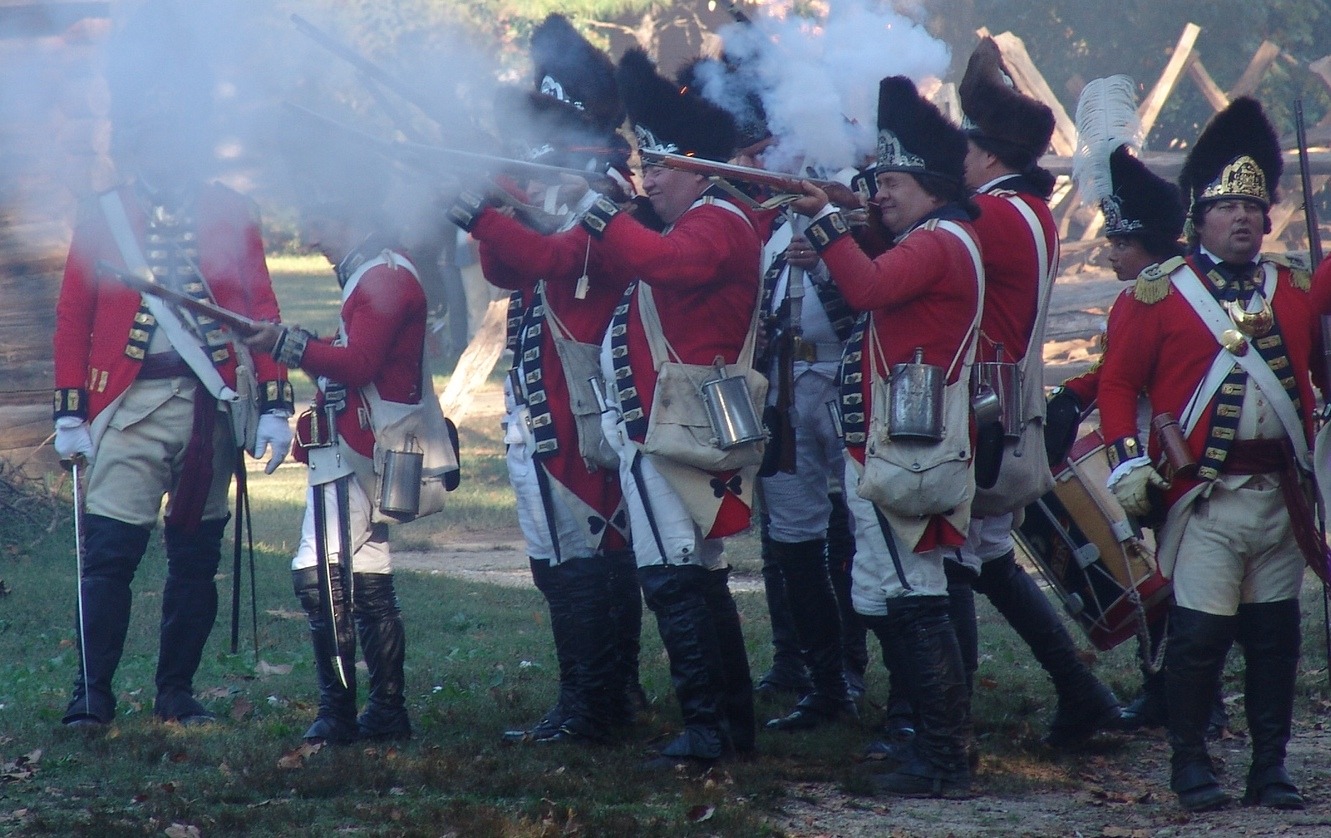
[616,47,738,163]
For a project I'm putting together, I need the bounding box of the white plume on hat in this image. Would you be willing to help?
[1071,75,1143,207]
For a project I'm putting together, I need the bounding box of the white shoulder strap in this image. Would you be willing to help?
[1170,261,1309,464]
[935,220,986,379]
[99,191,235,402]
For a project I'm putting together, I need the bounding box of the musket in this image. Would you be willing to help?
[1298,99,1331,689]
[290,13,483,144]
[772,264,803,475]
[1295,100,1323,269]
[284,102,619,209]
[639,149,809,194]
[97,261,262,337]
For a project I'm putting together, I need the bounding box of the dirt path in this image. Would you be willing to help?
[767,727,1331,837]
[400,264,1331,835]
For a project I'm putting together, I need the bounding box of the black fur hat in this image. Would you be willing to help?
[1178,96,1281,211]
[958,37,1055,166]
[1103,145,1185,252]
[876,76,966,186]
[495,15,628,174]
[530,14,624,136]
[617,47,738,162]
[676,57,770,152]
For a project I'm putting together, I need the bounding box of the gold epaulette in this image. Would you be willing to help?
[1262,252,1312,291]
[1133,256,1184,304]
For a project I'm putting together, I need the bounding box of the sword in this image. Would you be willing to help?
[62,455,92,711]
[311,481,351,690]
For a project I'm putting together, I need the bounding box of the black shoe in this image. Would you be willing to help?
[304,715,357,745]
[61,713,108,731]
[501,703,569,743]
[754,665,812,699]
[1120,690,1168,731]
[154,694,216,726]
[1242,765,1304,810]
[640,753,717,772]
[1172,760,1231,812]
[1044,682,1122,748]
[870,755,972,798]
[863,738,914,766]
[765,694,858,731]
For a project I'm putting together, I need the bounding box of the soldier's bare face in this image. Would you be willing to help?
[1197,199,1264,264]
[642,165,708,225]
[1106,236,1154,283]
[873,171,945,235]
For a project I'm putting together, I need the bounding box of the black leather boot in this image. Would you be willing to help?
[766,539,855,731]
[353,572,411,741]
[945,558,979,693]
[293,566,358,744]
[639,565,729,768]
[154,517,228,724]
[863,618,917,765]
[1237,600,1303,809]
[542,556,619,744]
[606,548,647,724]
[62,514,152,727]
[504,558,574,742]
[756,516,812,698]
[1166,606,1236,812]
[702,567,756,755]
[975,551,1121,746]
[827,492,868,699]
[862,600,972,798]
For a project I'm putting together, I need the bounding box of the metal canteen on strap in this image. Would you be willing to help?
[971,342,1021,438]
[888,347,945,442]
[701,360,765,450]
[378,436,424,517]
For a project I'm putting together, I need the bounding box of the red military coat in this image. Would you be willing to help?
[820,212,982,550]
[471,208,630,550]
[300,252,427,460]
[594,196,762,431]
[54,182,286,420]
[970,179,1058,364]
[1099,254,1321,509]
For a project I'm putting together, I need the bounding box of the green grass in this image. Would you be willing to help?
[5,263,1329,833]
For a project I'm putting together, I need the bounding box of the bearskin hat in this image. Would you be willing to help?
[877,75,967,186]
[617,47,737,163]
[958,37,1055,165]
[1178,96,1281,211]
[530,14,624,136]
[676,57,770,152]
[1104,145,1185,251]
[495,15,628,174]
[106,0,214,158]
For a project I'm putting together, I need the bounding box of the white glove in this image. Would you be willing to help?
[1109,460,1170,518]
[254,412,293,474]
[54,416,94,463]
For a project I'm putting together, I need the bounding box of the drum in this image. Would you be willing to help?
[1014,429,1172,651]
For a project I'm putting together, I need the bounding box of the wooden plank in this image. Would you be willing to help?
[1269,175,1329,241]
[438,296,509,427]
[982,29,1077,157]
[1228,40,1280,99]
[1037,149,1331,178]
[1309,56,1331,129]
[1186,55,1229,113]
[1138,23,1201,137]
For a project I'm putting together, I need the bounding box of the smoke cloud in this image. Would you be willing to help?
[698,0,951,174]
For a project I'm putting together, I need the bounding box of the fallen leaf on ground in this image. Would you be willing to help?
[164,823,201,838]
[686,804,715,822]
[277,741,322,769]
[230,696,253,721]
